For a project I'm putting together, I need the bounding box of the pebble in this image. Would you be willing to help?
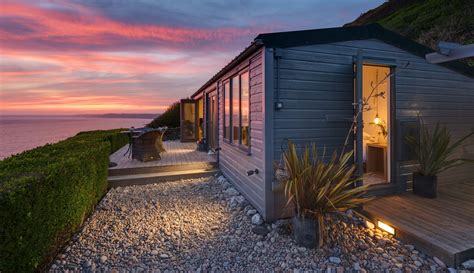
[246,209,257,216]
[251,213,264,225]
[48,176,446,272]
[462,259,474,270]
[99,255,107,263]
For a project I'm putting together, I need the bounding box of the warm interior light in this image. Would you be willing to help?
[377,220,395,235]
[373,114,381,125]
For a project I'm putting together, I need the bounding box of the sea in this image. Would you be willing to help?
[0,116,152,159]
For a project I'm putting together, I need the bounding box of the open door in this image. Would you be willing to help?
[180,99,198,142]
[354,52,364,183]
[354,52,394,188]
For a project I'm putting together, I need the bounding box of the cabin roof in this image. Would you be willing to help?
[191,23,473,98]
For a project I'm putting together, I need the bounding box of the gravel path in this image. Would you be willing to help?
[50,175,455,272]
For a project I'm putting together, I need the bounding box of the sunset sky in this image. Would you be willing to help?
[0,0,383,115]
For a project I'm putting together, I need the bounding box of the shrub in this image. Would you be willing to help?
[282,141,371,247]
[147,101,180,128]
[0,129,128,272]
[405,116,474,176]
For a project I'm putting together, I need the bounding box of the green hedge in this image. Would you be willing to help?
[0,129,128,272]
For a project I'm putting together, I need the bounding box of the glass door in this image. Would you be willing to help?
[180,99,197,142]
[207,92,218,149]
[354,55,393,187]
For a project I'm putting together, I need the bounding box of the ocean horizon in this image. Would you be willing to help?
[0,115,153,159]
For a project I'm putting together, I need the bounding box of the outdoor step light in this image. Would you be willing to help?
[377,220,395,235]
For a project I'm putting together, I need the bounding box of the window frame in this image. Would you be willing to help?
[222,68,250,153]
[223,80,231,142]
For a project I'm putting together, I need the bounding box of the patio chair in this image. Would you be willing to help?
[154,127,167,153]
[131,130,164,162]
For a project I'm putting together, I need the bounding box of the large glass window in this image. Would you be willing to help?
[240,72,249,146]
[232,76,240,143]
[223,70,250,149]
[224,82,230,140]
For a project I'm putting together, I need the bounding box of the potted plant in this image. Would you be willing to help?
[281,141,371,248]
[406,117,473,198]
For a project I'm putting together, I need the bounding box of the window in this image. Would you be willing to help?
[224,81,230,140]
[223,70,250,148]
[232,76,240,143]
[240,72,249,146]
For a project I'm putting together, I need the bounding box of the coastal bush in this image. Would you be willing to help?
[0,129,128,272]
[147,101,180,128]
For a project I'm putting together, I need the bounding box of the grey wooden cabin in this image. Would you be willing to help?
[181,24,474,221]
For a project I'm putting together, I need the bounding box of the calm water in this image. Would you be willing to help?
[0,116,152,159]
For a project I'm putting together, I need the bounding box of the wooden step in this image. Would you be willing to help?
[107,168,219,188]
[108,162,218,176]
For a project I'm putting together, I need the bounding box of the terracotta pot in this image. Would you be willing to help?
[413,173,437,198]
[292,216,320,248]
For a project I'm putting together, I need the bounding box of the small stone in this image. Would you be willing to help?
[160,253,169,259]
[85,260,92,267]
[336,266,344,273]
[99,255,107,263]
[414,260,422,267]
[252,226,270,236]
[246,209,257,216]
[329,257,341,264]
[365,221,375,229]
[224,187,239,196]
[353,262,361,270]
[447,268,457,273]
[462,259,474,270]
[251,213,263,225]
[229,195,245,208]
[151,250,158,255]
[405,244,415,251]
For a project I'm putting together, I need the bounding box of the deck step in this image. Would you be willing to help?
[107,168,219,188]
[108,162,218,176]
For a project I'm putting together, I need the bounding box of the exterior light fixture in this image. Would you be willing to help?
[377,220,395,235]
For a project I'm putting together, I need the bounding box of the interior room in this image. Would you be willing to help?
[362,65,391,186]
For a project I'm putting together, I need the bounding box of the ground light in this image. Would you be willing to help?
[377,220,395,235]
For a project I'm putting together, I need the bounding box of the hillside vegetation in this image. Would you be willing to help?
[346,0,473,64]
[147,101,180,128]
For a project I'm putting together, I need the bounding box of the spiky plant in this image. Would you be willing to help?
[406,117,473,176]
[282,141,371,247]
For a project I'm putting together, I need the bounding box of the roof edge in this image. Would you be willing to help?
[190,24,473,99]
[190,41,263,98]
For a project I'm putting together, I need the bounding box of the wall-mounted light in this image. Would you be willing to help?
[247,169,259,176]
[377,220,395,235]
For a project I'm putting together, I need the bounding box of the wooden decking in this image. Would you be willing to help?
[110,141,216,170]
[108,141,217,187]
[362,181,474,267]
